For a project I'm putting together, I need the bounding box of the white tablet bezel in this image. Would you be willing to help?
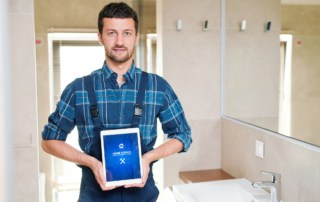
[100,128,143,187]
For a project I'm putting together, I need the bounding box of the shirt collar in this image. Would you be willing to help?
[102,61,139,82]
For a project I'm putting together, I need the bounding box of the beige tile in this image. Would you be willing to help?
[9,0,34,14]
[162,28,221,120]
[226,0,281,30]
[9,13,37,146]
[180,119,221,171]
[13,146,39,202]
[162,0,221,30]
[222,118,320,202]
[224,30,281,121]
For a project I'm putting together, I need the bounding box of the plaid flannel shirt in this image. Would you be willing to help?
[42,62,192,153]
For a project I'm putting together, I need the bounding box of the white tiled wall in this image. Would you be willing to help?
[159,0,222,188]
[9,0,39,201]
[222,118,320,202]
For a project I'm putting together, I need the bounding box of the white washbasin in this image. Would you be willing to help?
[172,178,271,202]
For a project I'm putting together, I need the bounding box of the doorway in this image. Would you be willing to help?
[48,32,104,201]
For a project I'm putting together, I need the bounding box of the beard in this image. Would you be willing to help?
[106,45,135,63]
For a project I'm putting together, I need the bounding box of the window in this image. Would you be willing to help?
[48,33,104,202]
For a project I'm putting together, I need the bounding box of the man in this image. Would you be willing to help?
[41,2,192,202]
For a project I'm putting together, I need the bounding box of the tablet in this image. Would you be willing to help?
[100,128,143,186]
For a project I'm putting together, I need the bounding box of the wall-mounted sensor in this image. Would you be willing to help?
[203,20,208,31]
[240,20,246,31]
[265,21,271,32]
[176,19,182,31]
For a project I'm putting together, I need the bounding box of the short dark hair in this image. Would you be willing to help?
[98,2,139,34]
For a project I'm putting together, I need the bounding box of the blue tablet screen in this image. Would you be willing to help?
[102,132,141,181]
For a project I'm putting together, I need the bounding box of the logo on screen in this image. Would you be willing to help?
[120,158,126,164]
[119,143,124,149]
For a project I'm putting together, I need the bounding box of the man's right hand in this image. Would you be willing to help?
[89,158,117,191]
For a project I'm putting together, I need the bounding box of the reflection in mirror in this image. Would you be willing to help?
[223,0,320,147]
[279,33,292,135]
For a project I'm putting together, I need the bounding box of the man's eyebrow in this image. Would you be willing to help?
[104,28,134,32]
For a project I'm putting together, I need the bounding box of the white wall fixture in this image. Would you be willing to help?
[176,19,182,31]
[240,19,246,31]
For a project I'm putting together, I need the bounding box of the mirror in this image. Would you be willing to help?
[223,0,320,147]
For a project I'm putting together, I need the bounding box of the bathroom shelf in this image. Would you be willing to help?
[179,169,234,183]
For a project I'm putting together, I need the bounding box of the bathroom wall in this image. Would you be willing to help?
[222,118,320,202]
[158,0,222,187]
[221,1,320,202]
[8,0,39,201]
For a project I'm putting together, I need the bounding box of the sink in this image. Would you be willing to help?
[172,178,271,202]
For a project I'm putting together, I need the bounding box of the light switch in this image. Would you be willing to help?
[255,140,264,158]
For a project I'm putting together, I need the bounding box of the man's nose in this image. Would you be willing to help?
[115,35,124,46]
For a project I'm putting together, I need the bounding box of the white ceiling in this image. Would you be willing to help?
[282,0,320,4]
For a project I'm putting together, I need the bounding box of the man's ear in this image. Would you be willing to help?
[97,32,103,45]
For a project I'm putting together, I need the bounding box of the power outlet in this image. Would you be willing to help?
[255,140,264,158]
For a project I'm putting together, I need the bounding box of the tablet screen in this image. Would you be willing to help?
[100,128,143,186]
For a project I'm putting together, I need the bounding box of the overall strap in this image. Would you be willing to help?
[84,72,148,129]
[131,71,148,127]
[84,75,103,130]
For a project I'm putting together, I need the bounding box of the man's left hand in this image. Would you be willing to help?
[124,153,151,188]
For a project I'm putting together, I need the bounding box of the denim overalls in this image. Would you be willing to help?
[77,72,159,202]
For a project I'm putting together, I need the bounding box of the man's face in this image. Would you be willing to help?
[98,18,139,65]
